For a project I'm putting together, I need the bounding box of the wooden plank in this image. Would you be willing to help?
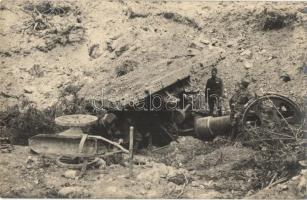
[80,58,192,109]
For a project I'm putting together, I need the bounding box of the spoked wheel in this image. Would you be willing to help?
[242,93,303,138]
[56,155,100,169]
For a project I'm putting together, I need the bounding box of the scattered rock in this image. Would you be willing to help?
[167,173,187,185]
[26,156,39,165]
[63,170,78,179]
[279,184,288,191]
[25,155,51,168]
[296,170,306,194]
[125,8,149,19]
[58,186,90,198]
[244,61,253,69]
[158,12,201,30]
[167,60,173,65]
[23,88,33,94]
[136,163,178,183]
[240,49,252,59]
[259,49,267,54]
[88,44,103,59]
[188,42,203,50]
[280,73,291,82]
[83,70,93,76]
[144,182,152,190]
[96,158,107,169]
[191,180,200,187]
[226,41,235,48]
[106,40,115,52]
[115,60,138,77]
[199,39,210,45]
[76,16,82,23]
[67,26,85,43]
[115,45,129,57]
[28,64,44,78]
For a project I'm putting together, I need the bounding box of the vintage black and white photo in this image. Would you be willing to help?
[0,0,306,198]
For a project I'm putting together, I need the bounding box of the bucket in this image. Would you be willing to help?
[194,115,231,140]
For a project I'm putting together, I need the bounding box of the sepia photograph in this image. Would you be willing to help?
[0,0,306,198]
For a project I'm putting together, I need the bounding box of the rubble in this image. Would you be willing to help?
[280,73,291,82]
[58,186,90,198]
[115,60,139,77]
[63,170,78,179]
[88,44,102,59]
[240,49,253,59]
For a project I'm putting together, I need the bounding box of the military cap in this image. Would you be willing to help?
[211,67,217,73]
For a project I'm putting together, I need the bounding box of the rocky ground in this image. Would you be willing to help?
[0,0,306,198]
[0,136,306,198]
[0,0,306,111]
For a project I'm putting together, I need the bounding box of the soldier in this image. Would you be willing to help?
[229,78,255,137]
[205,67,224,116]
[101,113,143,152]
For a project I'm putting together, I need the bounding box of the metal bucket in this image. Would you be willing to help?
[194,115,231,140]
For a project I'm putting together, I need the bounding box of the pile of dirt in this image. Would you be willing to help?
[1,0,305,112]
[150,134,305,198]
[150,137,258,198]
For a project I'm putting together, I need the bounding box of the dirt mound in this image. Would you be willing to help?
[1,1,305,112]
[150,133,304,198]
[151,137,260,197]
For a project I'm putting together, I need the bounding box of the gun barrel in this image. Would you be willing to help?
[194,115,231,140]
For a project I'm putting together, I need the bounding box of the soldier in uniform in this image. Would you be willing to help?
[205,67,224,116]
[101,113,143,152]
[229,78,255,137]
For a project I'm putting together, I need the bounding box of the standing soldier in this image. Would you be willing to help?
[229,78,255,137]
[205,67,224,116]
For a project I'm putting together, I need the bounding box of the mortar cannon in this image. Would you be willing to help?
[193,93,303,140]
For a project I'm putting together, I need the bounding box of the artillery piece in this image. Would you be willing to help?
[194,93,303,140]
[28,44,303,156]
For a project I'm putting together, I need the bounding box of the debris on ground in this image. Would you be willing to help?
[280,73,291,82]
[58,186,90,198]
[63,170,78,179]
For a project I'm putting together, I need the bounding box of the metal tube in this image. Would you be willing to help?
[194,115,231,140]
